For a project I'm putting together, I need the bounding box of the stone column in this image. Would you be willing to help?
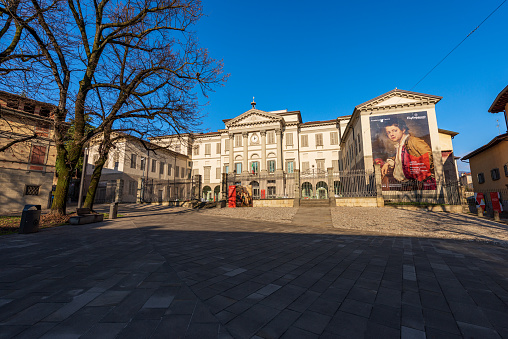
[374,164,384,207]
[275,128,283,173]
[260,130,267,174]
[294,169,300,206]
[327,168,335,207]
[115,178,124,203]
[228,133,234,174]
[242,132,249,174]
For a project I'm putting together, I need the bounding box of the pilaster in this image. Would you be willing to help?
[228,133,234,174]
[260,130,267,174]
[242,132,249,173]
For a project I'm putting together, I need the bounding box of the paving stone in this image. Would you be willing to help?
[422,308,461,336]
[325,311,368,337]
[401,325,426,339]
[151,314,191,339]
[339,298,372,318]
[456,321,501,339]
[365,322,400,339]
[401,304,425,331]
[256,309,301,339]
[292,310,331,334]
[280,326,319,339]
[369,304,401,329]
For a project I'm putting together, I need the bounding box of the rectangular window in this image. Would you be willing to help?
[168,163,172,176]
[204,166,211,181]
[128,181,137,195]
[491,168,500,181]
[25,185,40,196]
[268,131,275,144]
[268,160,276,173]
[316,159,325,171]
[267,186,276,199]
[225,141,230,152]
[235,134,242,147]
[225,165,229,174]
[160,162,165,175]
[357,133,362,152]
[205,144,211,155]
[330,132,338,145]
[193,146,199,155]
[251,161,259,174]
[301,135,308,147]
[181,167,185,178]
[286,161,294,173]
[477,172,485,184]
[175,165,179,177]
[151,159,157,172]
[216,167,221,179]
[30,145,46,165]
[216,143,221,154]
[332,160,339,170]
[140,158,146,171]
[235,162,242,173]
[315,133,323,146]
[130,154,137,169]
[286,133,293,146]
[302,161,310,172]
[504,164,508,177]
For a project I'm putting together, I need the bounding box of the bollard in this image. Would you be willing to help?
[494,210,500,222]
[109,202,119,219]
[477,206,483,217]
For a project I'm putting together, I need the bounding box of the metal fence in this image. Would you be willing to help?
[333,170,377,197]
[225,172,297,199]
[140,177,199,203]
[382,180,463,205]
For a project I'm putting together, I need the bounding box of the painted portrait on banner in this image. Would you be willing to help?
[369,111,436,191]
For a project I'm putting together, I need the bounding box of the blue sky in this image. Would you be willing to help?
[193,0,508,172]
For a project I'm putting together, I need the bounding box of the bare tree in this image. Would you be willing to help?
[1,0,227,215]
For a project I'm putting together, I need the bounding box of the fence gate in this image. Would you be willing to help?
[300,169,329,199]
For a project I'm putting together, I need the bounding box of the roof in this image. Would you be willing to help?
[0,90,57,110]
[355,88,442,109]
[438,128,459,137]
[300,119,337,126]
[461,133,508,160]
[488,84,508,113]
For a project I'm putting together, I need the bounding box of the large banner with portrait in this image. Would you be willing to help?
[370,111,436,191]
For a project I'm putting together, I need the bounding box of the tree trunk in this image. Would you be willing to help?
[83,155,107,211]
[50,141,82,215]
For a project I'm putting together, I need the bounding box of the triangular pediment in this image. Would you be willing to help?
[356,89,442,112]
[226,109,283,127]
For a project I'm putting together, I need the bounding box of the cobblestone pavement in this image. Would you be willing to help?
[1,206,507,338]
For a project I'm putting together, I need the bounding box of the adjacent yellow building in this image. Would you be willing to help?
[0,91,60,213]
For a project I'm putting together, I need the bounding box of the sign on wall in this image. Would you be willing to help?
[369,111,436,191]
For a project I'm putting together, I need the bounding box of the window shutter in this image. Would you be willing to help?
[286,133,293,146]
[268,131,275,144]
[130,154,137,169]
[168,164,172,176]
[302,162,309,172]
[30,145,46,165]
[205,144,211,155]
[216,167,221,179]
[315,133,323,146]
[216,143,221,154]
[204,167,211,181]
[330,132,338,145]
[301,135,308,147]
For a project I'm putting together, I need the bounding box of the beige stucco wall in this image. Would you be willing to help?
[335,197,378,207]
[469,141,508,191]
[253,199,294,207]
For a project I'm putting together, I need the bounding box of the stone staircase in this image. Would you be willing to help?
[299,198,330,208]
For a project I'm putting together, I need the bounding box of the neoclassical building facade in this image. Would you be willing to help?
[85,89,460,202]
[150,89,460,200]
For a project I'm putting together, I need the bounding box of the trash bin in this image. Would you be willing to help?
[19,205,42,234]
